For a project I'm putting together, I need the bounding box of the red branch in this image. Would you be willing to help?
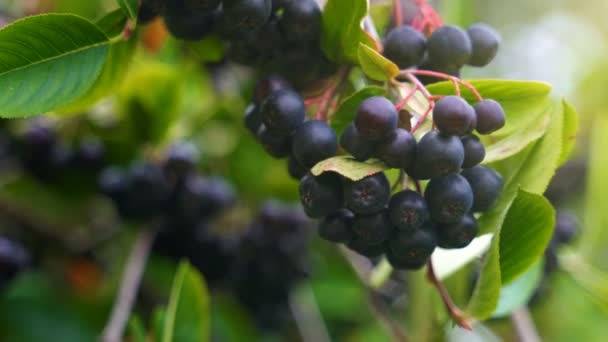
[427,259,473,331]
[412,0,443,34]
[308,67,350,121]
[393,0,404,27]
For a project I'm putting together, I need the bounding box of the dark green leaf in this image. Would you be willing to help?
[357,43,399,81]
[321,0,377,63]
[492,261,543,318]
[330,86,387,134]
[116,0,138,20]
[311,156,388,181]
[127,315,148,342]
[467,234,501,319]
[0,14,111,117]
[163,261,210,342]
[96,9,128,38]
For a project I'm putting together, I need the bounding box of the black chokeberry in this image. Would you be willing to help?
[244,104,263,135]
[352,211,393,245]
[221,0,272,36]
[383,26,426,69]
[461,135,485,168]
[436,214,478,249]
[287,155,308,180]
[427,25,472,69]
[553,211,578,245]
[138,0,165,24]
[318,209,355,243]
[375,128,416,170]
[254,76,290,106]
[474,99,506,135]
[433,96,476,135]
[299,172,344,218]
[347,236,385,258]
[75,139,105,171]
[388,190,430,231]
[125,161,172,218]
[461,166,503,212]
[279,0,322,43]
[292,120,338,168]
[409,130,464,180]
[164,7,215,40]
[425,174,473,224]
[340,124,374,161]
[344,173,390,215]
[260,89,306,133]
[354,96,398,142]
[467,24,500,67]
[386,223,436,270]
[164,141,199,178]
[256,124,292,158]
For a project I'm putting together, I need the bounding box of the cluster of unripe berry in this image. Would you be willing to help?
[383,21,500,83]
[139,0,333,87]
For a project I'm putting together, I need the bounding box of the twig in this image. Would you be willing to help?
[511,307,541,342]
[289,285,332,342]
[313,67,350,121]
[101,227,158,342]
[426,259,472,330]
[393,0,404,27]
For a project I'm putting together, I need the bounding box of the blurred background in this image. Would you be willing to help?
[0,0,606,341]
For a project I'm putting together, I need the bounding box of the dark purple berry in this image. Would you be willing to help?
[433,96,476,135]
[467,23,500,67]
[319,209,355,243]
[352,211,393,245]
[461,135,485,168]
[287,155,308,180]
[340,124,374,161]
[436,214,478,249]
[375,128,416,169]
[344,173,390,214]
[427,25,472,69]
[260,89,306,132]
[474,100,506,135]
[383,26,426,69]
[279,0,322,43]
[254,75,290,106]
[461,166,503,212]
[299,172,343,218]
[386,223,436,270]
[425,174,473,224]
[354,96,398,142]
[292,120,338,168]
[256,124,292,158]
[409,130,464,180]
[388,190,430,231]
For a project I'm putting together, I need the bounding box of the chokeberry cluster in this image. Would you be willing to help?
[298,92,505,270]
[244,76,338,180]
[383,20,500,83]
[139,0,334,87]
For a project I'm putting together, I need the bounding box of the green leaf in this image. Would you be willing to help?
[311,156,388,181]
[580,117,608,260]
[492,261,543,318]
[369,1,392,36]
[96,9,128,38]
[163,261,210,342]
[426,80,553,163]
[127,315,148,342]
[357,43,399,81]
[186,35,225,63]
[321,0,377,64]
[0,14,111,118]
[330,86,387,135]
[499,191,555,284]
[467,234,501,319]
[558,99,579,166]
[116,0,138,20]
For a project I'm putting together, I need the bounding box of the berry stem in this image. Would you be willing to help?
[101,227,158,342]
[426,259,473,331]
[313,67,350,121]
[407,70,484,101]
[393,0,404,27]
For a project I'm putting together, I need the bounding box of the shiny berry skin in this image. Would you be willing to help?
[386,223,437,270]
[256,124,292,158]
[344,173,391,215]
[253,75,290,106]
[292,120,338,168]
[474,100,506,135]
[279,0,322,43]
[375,128,417,169]
[354,96,398,142]
[287,155,308,180]
[318,209,355,243]
[352,211,393,245]
[388,190,430,231]
[433,96,476,135]
[299,172,344,218]
[340,124,374,162]
[467,23,500,67]
[409,130,464,180]
[427,25,473,69]
[425,174,474,224]
[461,135,486,168]
[461,166,503,212]
[260,89,306,132]
[383,26,426,69]
[436,214,478,249]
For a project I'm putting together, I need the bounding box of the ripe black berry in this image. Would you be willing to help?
[221,0,272,36]
[138,0,165,24]
[99,167,127,200]
[340,124,374,161]
[375,128,416,170]
[427,25,472,69]
[260,89,306,132]
[354,96,398,142]
[383,26,427,69]
[351,211,393,245]
[75,139,105,171]
[388,190,430,231]
[461,135,486,168]
[461,166,503,212]
[253,75,290,106]
[347,236,385,258]
[344,173,390,214]
[292,120,338,168]
[318,209,355,243]
[164,141,199,178]
[425,174,473,224]
[287,155,308,180]
[124,161,172,219]
[386,223,436,270]
[299,172,344,218]
[279,0,322,43]
[244,105,263,135]
[553,211,578,245]
[436,214,478,249]
[256,124,291,158]
[164,7,215,40]
[433,96,476,135]
[467,24,500,67]
[409,130,464,180]
[474,99,506,135]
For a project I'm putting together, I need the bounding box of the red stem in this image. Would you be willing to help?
[313,67,350,121]
[393,0,404,27]
[407,70,484,101]
[427,259,473,331]
[395,84,420,111]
